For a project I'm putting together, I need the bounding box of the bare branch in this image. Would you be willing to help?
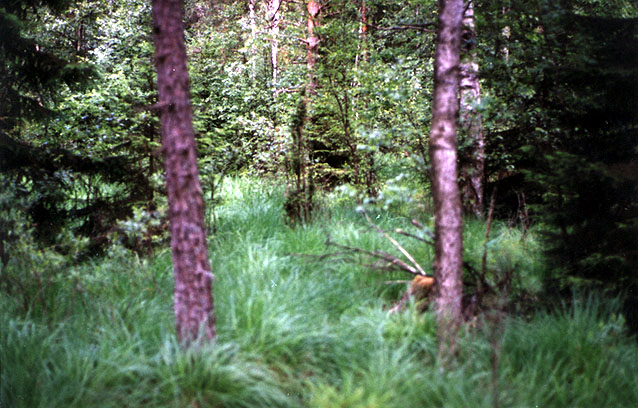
[395,228,434,246]
[363,212,427,276]
[326,239,429,277]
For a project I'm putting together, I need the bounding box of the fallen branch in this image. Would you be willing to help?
[326,239,427,277]
[362,212,427,276]
[394,228,433,246]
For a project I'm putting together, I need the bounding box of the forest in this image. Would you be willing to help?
[1,0,637,406]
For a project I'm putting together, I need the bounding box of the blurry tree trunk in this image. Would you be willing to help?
[356,0,376,195]
[268,0,281,89]
[249,0,257,78]
[428,0,464,362]
[357,0,369,64]
[459,0,485,217]
[307,0,320,94]
[151,0,215,345]
[287,0,321,224]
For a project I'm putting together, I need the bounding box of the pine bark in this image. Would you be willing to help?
[459,0,485,217]
[151,0,215,345]
[428,0,464,361]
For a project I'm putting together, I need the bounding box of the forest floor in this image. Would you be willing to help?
[2,177,637,407]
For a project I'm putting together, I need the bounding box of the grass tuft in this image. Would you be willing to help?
[2,177,637,407]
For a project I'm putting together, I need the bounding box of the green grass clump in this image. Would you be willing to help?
[2,177,637,407]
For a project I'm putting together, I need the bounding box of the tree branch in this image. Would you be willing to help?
[363,212,427,276]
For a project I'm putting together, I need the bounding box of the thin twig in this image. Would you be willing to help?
[382,280,411,285]
[326,239,427,276]
[394,228,433,246]
[362,212,427,276]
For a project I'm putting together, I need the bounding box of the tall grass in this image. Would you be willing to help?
[2,177,636,407]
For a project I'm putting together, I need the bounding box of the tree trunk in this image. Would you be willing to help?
[151,0,215,345]
[428,0,464,362]
[268,0,282,89]
[287,0,322,224]
[307,0,320,94]
[358,0,369,64]
[459,0,485,217]
[249,0,257,79]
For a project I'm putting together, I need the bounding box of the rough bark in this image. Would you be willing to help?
[151,0,215,345]
[459,0,485,217]
[428,0,464,361]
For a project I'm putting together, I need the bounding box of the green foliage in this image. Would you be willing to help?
[476,0,638,301]
[501,295,638,407]
[3,178,637,408]
[3,0,638,403]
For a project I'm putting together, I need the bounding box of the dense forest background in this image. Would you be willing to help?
[1,0,637,406]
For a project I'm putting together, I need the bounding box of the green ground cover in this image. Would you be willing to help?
[2,177,637,407]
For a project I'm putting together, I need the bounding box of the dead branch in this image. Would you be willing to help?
[383,280,411,285]
[325,239,428,277]
[394,228,433,246]
[362,212,427,276]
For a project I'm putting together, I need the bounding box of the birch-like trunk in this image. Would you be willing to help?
[428,0,464,362]
[249,0,257,79]
[268,0,281,88]
[459,0,485,217]
[151,0,215,345]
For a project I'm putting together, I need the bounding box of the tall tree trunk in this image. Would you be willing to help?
[459,0,485,217]
[428,0,464,362]
[249,0,257,79]
[268,0,281,89]
[357,0,369,64]
[355,0,376,195]
[306,0,320,94]
[151,0,215,345]
[290,0,321,223]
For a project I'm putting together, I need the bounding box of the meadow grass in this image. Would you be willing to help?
[2,176,637,407]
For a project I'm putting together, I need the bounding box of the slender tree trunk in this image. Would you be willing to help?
[357,0,369,64]
[249,0,257,79]
[268,0,281,89]
[356,0,376,195]
[459,0,485,217]
[292,0,321,222]
[307,0,320,94]
[428,0,464,362]
[151,0,215,345]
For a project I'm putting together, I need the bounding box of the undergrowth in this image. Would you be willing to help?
[2,177,636,407]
